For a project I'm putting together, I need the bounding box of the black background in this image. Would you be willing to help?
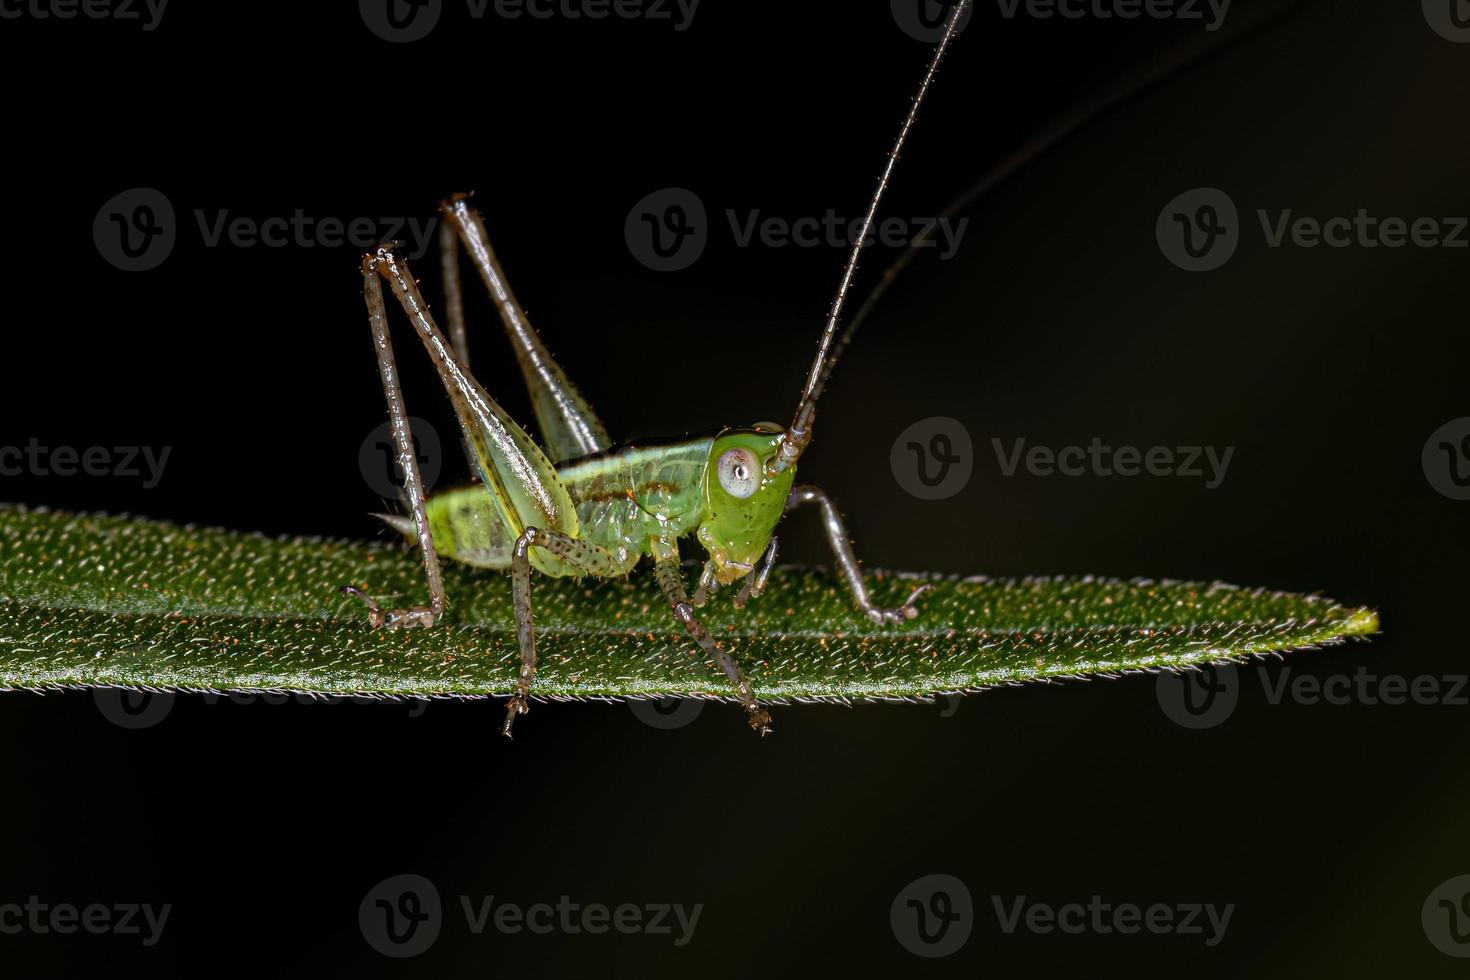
[2,0,1468,975]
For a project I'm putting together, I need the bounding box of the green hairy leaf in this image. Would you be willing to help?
[0,505,1377,702]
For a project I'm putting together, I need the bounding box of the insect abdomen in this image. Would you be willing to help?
[377,486,516,569]
[559,439,712,556]
[382,439,712,571]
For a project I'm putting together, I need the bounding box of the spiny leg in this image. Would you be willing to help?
[342,256,447,629]
[438,218,471,368]
[785,486,929,624]
[437,218,486,476]
[441,194,611,463]
[652,543,772,736]
[368,245,580,550]
[508,526,629,738]
[365,245,607,740]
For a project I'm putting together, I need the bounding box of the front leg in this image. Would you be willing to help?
[733,536,778,610]
[652,541,773,736]
[785,486,929,624]
[692,537,777,610]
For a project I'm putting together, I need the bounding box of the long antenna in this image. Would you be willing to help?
[812,0,1306,404]
[770,0,971,474]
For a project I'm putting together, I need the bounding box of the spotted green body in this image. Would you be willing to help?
[404,428,797,587]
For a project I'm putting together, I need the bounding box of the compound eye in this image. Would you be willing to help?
[717,448,760,499]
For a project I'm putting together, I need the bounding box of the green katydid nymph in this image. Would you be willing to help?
[342,1,971,736]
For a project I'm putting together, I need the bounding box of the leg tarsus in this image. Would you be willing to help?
[501,691,528,738]
[733,536,778,610]
[786,485,929,625]
[864,583,931,624]
[691,559,719,607]
[341,585,438,629]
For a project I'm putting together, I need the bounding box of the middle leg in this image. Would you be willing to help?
[507,526,632,738]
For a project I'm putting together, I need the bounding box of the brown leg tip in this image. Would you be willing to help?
[748,708,773,736]
[502,693,529,738]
